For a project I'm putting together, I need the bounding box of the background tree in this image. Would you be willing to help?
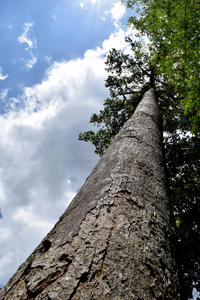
[79,0,200,298]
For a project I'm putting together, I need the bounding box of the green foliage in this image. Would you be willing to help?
[79,0,200,298]
[126,0,200,133]
[165,133,200,298]
[79,47,154,156]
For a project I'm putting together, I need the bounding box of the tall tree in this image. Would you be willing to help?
[125,1,200,297]
[79,0,200,298]
[0,89,181,299]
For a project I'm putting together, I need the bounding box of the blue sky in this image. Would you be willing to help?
[0,0,128,107]
[0,0,139,287]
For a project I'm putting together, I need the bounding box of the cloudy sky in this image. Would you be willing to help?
[0,0,137,286]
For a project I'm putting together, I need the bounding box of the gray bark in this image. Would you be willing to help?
[0,88,181,299]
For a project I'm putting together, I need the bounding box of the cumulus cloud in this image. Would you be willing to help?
[84,27,136,60]
[0,67,8,80]
[18,23,37,69]
[105,1,126,28]
[0,26,134,286]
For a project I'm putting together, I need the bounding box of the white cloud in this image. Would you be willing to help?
[0,253,14,278]
[18,23,35,49]
[105,1,126,28]
[24,53,38,69]
[26,56,37,70]
[0,228,10,241]
[0,26,133,286]
[52,14,56,21]
[110,1,126,20]
[84,27,137,58]
[18,23,37,69]
[0,68,8,80]
[13,205,53,230]
[0,89,9,101]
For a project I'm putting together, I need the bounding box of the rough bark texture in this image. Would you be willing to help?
[0,88,181,299]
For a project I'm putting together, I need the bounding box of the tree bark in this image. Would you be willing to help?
[0,88,181,299]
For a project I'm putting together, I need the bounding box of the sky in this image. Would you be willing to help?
[0,0,139,287]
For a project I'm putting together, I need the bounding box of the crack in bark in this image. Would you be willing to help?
[66,197,123,299]
[68,252,96,300]
[99,196,123,276]
[25,265,70,299]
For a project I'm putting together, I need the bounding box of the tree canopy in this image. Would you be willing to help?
[126,0,200,133]
[79,0,200,298]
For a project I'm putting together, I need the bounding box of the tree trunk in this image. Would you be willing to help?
[0,88,181,299]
